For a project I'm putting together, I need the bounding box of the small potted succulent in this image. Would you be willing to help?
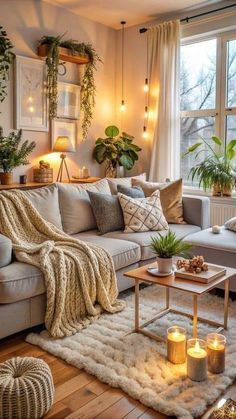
[0,127,36,185]
[150,231,192,274]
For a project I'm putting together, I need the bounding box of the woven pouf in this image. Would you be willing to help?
[0,357,54,419]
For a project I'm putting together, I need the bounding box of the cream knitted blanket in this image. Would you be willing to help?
[0,190,125,338]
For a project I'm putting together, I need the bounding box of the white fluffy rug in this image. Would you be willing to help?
[26,285,236,419]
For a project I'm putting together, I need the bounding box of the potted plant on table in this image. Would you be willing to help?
[93,125,141,177]
[0,127,36,185]
[150,231,192,274]
[183,135,236,196]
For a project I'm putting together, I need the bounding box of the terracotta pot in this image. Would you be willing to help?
[105,162,117,178]
[222,185,232,197]
[0,172,13,185]
[212,183,222,197]
[157,257,173,274]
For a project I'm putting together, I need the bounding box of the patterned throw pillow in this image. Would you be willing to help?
[117,184,145,198]
[118,191,169,233]
[225,217,236,232]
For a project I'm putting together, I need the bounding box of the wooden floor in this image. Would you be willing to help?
[0,332,235,419]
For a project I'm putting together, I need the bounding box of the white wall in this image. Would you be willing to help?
[0,0,117,181]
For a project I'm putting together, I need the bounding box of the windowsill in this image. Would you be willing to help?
[183,186,236,203]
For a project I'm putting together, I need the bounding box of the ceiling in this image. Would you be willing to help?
[43,0,223,29]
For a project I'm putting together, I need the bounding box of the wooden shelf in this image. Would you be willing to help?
[71,177,101,184]
[38,44,90,65]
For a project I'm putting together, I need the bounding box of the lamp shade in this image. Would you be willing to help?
[53,136,75,153]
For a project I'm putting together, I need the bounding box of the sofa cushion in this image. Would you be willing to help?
[0,234,12,267]
[225,216,236,232]
[104,224,201,260]
[107,173,146,194]
[183,227,236,253]
[23,184,63,230]
[73,230,141,270]
[117,184,145,198]
[57,179,111,234]
[88,192,124,234]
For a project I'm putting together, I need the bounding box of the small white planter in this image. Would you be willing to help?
[157,257,173,274]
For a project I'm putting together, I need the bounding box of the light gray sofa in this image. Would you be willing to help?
[0,181,210,339]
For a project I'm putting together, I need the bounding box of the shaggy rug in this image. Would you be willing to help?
[26,285,236,419]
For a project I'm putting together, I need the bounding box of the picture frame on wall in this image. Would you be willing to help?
[14,55,48,132]
[57,82,80,120]
[51,118,77,152]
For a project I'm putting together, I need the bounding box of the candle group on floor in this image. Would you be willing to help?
[166,328,226,381]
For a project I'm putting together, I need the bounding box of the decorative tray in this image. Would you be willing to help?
[175,264,226,283]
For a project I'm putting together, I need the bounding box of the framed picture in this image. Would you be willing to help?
[57,82,80,119]
[51,118,77,151]
[14,56,48,132]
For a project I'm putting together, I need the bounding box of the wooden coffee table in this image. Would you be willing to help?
[124,262,236,342]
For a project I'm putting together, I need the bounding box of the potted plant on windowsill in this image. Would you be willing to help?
[93,125,141,177]
[150,231,192,274]
[182,135,236,196]
[0,127,36,185]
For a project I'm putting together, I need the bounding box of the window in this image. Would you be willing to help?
[180,34,236,187]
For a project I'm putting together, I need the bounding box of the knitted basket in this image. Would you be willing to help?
[0,357,54,419]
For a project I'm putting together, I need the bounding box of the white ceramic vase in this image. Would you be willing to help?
[157,257,173,274]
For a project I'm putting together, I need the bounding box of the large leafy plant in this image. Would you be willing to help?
[150,231,192,259]
[0,26,14,104]
[183,136,236,191]
[0,127,36,173]
[39,35,101,139]
[93,125,141,171]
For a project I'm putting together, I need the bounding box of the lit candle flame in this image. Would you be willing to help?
[194,340,201,353]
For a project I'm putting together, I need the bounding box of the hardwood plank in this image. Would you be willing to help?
[62,386,97,411]
[44,401,72,419]
[55,373,94,403]
[139,408,167,419]
[66,388,124,419]
[124,403,148,419]
[85,379,110,396]
[96,396,138,419]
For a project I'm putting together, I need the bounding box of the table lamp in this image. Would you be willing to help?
[53,136,74,182]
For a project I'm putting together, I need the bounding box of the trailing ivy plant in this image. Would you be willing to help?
[39,35,101,139]
[0,26,14,104]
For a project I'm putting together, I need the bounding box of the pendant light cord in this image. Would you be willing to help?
[121,21,126,102]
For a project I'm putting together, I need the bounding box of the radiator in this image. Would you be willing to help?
[210,198,236,225]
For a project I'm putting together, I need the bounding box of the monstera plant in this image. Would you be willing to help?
[93,125,141,177]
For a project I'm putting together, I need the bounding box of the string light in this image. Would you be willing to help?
[144,78,149,92]
[143,126,148,139]
[142,32,149,139]
[144,105,148,118]
[120,21,126,112]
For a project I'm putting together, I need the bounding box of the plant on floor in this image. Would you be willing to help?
[182,135,236,196]
[0,26,14,104]
[0,127,36,184]
[38,35,101,139]
[93,125,142,177]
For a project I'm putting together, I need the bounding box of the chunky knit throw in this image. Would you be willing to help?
[0,190,125,338]
[0,357,54,419]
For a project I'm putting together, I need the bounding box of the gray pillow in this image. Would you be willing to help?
[88,191,124,234]
[117,184,145,198]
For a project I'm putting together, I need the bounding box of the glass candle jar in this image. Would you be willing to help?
[167,326,186,364]
[207,333,226,374]
[187,338,207,381]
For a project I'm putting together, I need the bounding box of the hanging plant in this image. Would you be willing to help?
[38,35,101,139]
[0,26,14,104]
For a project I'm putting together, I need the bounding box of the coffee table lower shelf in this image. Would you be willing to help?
[127,278,229,342]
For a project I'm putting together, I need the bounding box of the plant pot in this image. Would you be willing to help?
[0,172,13,185]
[116,165,125,178]
[157,257,173,274]
[105,162,117,178]
[212,182,222,197]
[222,185,232,197]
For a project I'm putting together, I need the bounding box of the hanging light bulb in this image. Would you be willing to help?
[144,78,149,92]
[143,126,148,139]
[144,105,148,118]
[120,20,126,112]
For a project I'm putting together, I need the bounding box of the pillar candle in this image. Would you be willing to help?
[207,333,226,374]
[82,166,89,178]
[167,326,186,364]
[187,339,207,381]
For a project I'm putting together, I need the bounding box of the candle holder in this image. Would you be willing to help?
[187,338,207,381]
[167,326,186,364]
[207,333,226,374]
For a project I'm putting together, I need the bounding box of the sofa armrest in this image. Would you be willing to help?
[182,195,210,230]
[0,234,12,267]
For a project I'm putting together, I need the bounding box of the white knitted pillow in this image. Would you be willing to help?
[225,216,236,232]
[118,191,168,233]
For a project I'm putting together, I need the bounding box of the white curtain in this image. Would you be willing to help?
[148,20,180,182]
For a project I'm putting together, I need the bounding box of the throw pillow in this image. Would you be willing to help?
[23,184,63,230]
[88,191,124,234]
[57,179,111,234]
[225,216,236,232]
[118,191,169,233]
[131,178,184,224]
[107,173,146,194]
[117,184,145,198]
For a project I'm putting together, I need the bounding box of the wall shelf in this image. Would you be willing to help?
[38,44,90,65]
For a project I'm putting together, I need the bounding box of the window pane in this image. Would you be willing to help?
[226,39,236,108]
[180,39,217,111]
[180,117,215,186]
[226,115,236,167]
